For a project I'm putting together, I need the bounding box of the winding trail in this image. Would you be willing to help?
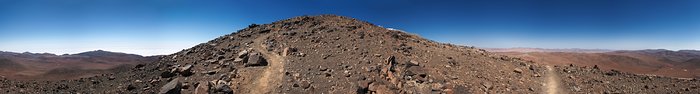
[544,65,564,94]
[250,33,285,94]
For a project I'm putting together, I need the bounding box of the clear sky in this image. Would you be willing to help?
[1,0,699,56]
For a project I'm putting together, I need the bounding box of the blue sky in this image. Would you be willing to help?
[1,0,699,55]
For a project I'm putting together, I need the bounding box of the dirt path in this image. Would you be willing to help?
[544,65,564,94]
[249,33,285,94]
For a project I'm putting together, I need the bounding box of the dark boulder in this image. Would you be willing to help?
[211,83,233,94]
[245,52,267,67]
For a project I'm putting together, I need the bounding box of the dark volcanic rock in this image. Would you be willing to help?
[245,52,267,67]
[211,83,233,94]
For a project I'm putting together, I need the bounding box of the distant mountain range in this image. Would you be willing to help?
[0,50,159,80]
[485,47,615,53]
[488,48,700,78]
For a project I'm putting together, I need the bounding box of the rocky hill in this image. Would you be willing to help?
[0,15,697,94]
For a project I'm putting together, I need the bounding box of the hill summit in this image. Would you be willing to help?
[1,15,697,93]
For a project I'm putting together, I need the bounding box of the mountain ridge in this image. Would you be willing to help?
[485,47,615,53]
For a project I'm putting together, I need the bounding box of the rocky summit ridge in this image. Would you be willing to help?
[0,15,698,94]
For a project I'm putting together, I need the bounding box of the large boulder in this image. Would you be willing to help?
[233,49,250,64]
[178,64,194,76]
[245,52,267,67]
[159,78,182,94]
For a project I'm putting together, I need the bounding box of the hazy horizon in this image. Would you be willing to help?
[1,0,699,56]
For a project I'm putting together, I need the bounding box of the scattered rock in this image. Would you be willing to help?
[593,65,599,70]
[248,24,259,28]
[481,82,492,90]
[205,59,218,64]
[449,75,458,80]
[368,83,395,94]
[408,60,420,66]
[385,56,397,72]
[297,53,306,57]
[282,47,297,56]
[513,68,523,74]
[108,76,115,80]
[605,70,621,76]
[319,66,328,71]
[126,84,136,90]
[211,83,233,94]
[182,83,191,89]
[366,66,377,72]
[431,83,444,91]
[299,80,311,89]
